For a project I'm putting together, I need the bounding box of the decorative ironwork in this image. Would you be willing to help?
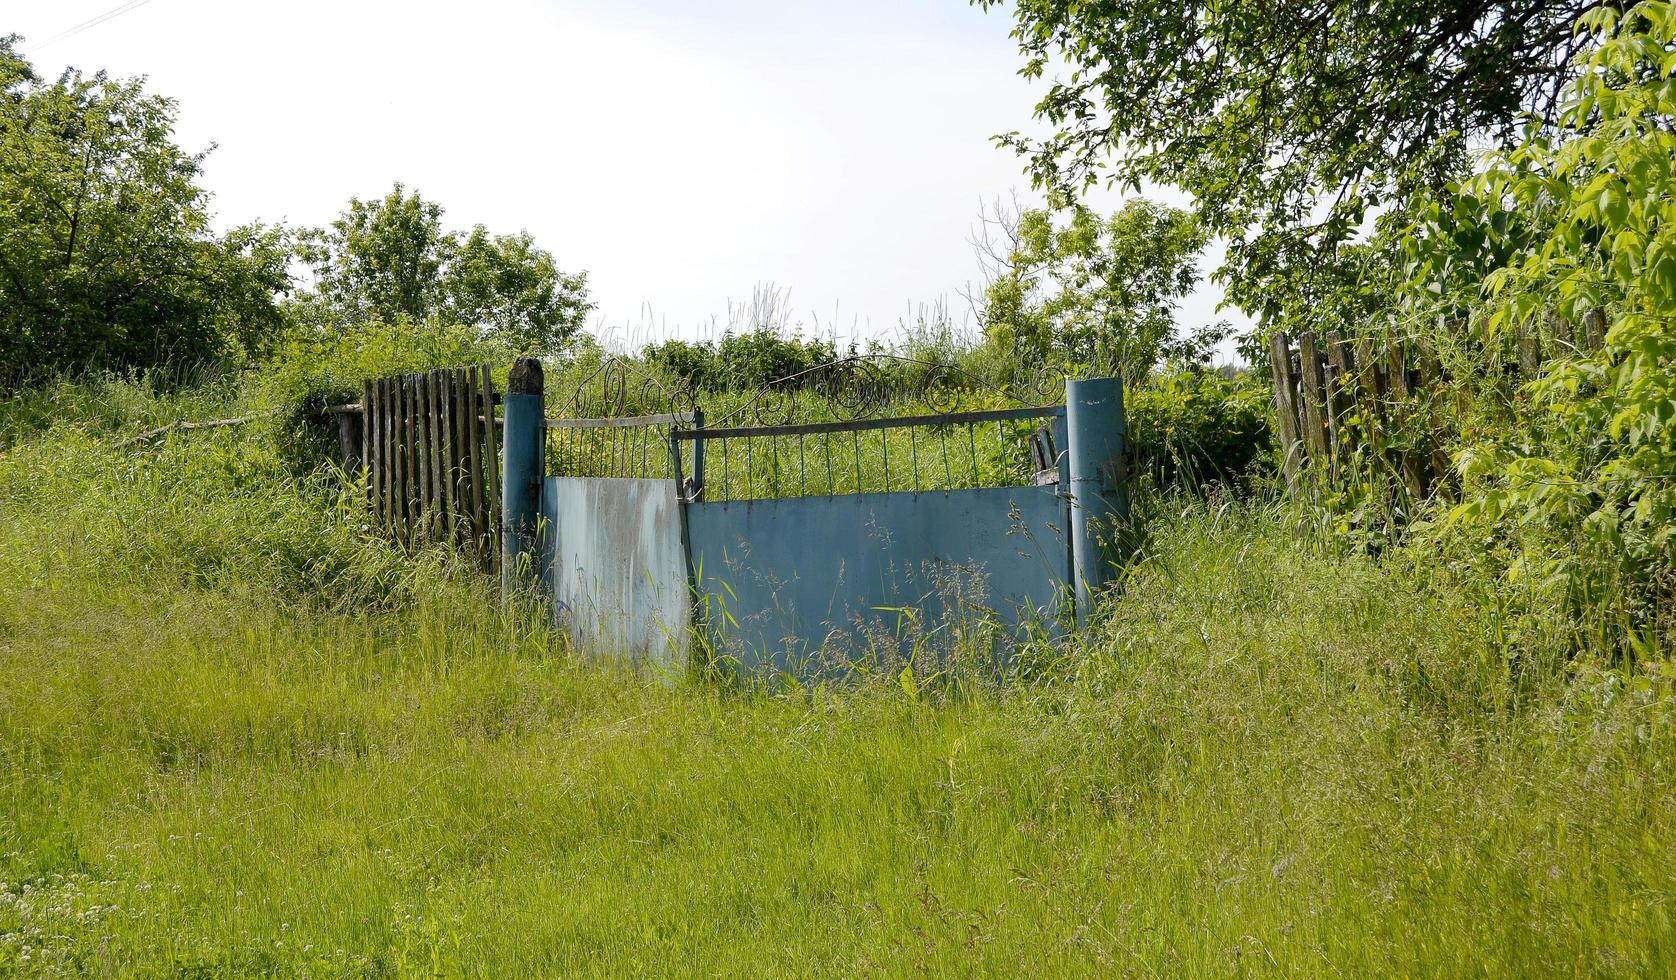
[543,354,695,481]
[552,353,698,422]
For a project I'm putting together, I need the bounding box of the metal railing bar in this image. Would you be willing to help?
[672,405,1063,441]
[546,411,696,429]
[824,431,834,493]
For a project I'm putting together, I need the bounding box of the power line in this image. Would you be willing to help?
[21,0,159,55]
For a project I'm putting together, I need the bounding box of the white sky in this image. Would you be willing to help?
[8,0,1251,352]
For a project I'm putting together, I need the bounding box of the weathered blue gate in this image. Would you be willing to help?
[499,357,1127,679]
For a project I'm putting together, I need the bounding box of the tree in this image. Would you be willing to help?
[974,199,1226,385]
[976,0,1604,322]
[444,226,592,356]
[296,185,592,355]
[0,37,291,381]
[299,184,445,326]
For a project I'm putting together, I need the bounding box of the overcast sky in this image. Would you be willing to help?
[9,0,1250,352]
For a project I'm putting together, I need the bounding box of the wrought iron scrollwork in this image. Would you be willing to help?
[553,353,697,421]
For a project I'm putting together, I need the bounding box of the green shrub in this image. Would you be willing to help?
[1396,2,1676,654]
[259,319,503,408]
[644,329,839,392]
[1126,369,1272,490]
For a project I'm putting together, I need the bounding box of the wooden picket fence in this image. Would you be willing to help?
[1269,311,1606,500]
[355,365,501,560]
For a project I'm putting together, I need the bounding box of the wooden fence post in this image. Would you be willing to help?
[1269,331,1304,489]
[337,405,364,474]
[1516,318,1543,377]
[1583,308,1607,352]
[1296,331,1331,470]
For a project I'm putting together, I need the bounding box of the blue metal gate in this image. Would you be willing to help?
[497,357,1127,679]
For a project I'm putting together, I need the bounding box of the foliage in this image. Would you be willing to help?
[0,382,420,610]
[643,328,840,392]
[295,183,592,355]
[977,199,1227,384]
[1401,1,1676,650]
[1126,369,1272,490]
[0,38,291,381]
[260,318,503,409]
[977,0,1602,321]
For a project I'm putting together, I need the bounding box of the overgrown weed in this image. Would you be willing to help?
[0,382,1671,975]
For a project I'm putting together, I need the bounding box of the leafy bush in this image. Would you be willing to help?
[259,319,502,407]
[1398,1,1676,652]
[644,329,838,392]
[1126,369,1271,490]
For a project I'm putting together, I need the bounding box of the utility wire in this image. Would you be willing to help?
[22,0,159,54]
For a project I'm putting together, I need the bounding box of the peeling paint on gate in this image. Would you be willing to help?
[542,476,690,669]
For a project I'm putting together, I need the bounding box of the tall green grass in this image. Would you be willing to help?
[0,381,1672,976]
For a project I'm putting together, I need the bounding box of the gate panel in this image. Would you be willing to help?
[685,485,1070,676]
[543,476,691,669]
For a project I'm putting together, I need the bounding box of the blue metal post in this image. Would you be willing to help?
[501,357,546,597]
[1065,375,1128,624]
[690,408,705,499]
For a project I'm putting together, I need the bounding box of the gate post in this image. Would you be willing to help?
[1065,375,1128,625]
[501,357,546,598]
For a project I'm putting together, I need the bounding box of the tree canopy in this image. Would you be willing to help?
[295,185,593,355]
[0,37,290,381]
[976,199,1225,384]
[977,0,1603,322]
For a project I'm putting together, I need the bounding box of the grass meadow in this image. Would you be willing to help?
[0,380,1672,976]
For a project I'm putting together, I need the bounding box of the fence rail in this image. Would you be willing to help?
[676,404,1059,441]
[674,405,1064,503]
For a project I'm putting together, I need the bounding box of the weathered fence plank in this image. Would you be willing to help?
[1268,330,1304,488]
[356,365,500,561]
[449,367,464,543]
[481,365,502,551]
[362,379,375,520]
[464,366,486,546]
[437,370,455,542]
[1295,331,1331,463]
[1583,308,1607,352]
[394,376,409,540]
[1516,318,1543,377]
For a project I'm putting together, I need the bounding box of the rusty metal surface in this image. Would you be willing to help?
[542,476,691,670]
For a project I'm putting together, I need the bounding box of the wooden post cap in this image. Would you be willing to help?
[508,357,544,395]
